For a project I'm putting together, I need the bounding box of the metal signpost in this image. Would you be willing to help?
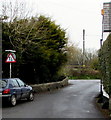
[5,50,16,78]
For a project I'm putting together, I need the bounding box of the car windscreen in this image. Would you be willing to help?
[0,80,7,88]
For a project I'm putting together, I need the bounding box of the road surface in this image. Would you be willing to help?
[2,80,105,118]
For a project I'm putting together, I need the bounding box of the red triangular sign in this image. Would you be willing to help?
[5,53,16,63]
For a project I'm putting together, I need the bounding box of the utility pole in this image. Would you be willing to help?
[83,29,85,67]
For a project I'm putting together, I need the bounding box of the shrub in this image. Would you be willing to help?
[99,34,111,95]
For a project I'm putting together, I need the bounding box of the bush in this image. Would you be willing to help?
[68,68,100,79]
[99,34,111,96]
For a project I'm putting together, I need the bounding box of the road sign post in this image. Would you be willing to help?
[5,52,16,78]
[10,63,11,78]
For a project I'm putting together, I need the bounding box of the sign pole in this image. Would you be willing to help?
[5,50,16,78]
[10,63,12,78]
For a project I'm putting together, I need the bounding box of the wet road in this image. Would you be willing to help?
[2,80,105,118]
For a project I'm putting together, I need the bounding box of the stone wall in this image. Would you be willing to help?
[31,77,68,93]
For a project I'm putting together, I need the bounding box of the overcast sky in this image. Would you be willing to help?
[2,0,111,50]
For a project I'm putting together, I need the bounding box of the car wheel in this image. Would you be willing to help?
[10,95,17,106]
[27,92,34,101]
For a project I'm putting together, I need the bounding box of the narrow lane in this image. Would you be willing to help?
[3,80,105,118]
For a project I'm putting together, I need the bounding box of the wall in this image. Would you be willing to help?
[31,77,68,93]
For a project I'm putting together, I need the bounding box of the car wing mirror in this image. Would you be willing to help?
[24,84,28,87]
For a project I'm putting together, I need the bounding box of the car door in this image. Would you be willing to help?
[16,79,30,99]
[10,79,22,100]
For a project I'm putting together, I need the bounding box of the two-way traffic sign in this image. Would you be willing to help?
[5,53,16,63]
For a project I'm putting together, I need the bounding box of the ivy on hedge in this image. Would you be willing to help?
[99,34,111,96]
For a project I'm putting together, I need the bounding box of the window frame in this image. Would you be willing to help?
[10,79,20,87]
[16,79,25,87]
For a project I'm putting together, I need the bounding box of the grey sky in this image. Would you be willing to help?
[2,0,111,50]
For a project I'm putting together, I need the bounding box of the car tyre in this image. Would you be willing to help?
[10,95,17,106]
[27,92,34,101]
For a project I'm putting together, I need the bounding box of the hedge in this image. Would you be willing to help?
[99,34,111,96]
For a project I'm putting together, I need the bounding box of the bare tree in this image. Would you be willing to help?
[1,0,38,52]
[1,0,32,22]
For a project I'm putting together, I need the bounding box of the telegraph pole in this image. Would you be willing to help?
[83,29,85,67]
